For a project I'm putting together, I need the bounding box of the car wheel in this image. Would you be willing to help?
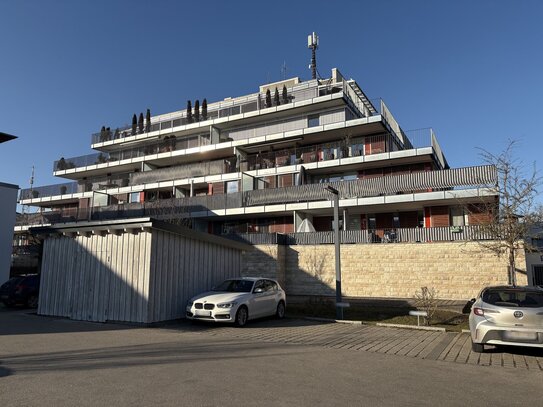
[235,306,248,327]
[26,295,39,309]
[471,341,484,353]
[276,301,285,319]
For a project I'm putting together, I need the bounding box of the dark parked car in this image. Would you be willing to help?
[0,275,40,308]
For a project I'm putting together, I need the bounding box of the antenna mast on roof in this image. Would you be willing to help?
[307,32,319,80]
[22,165,35,215]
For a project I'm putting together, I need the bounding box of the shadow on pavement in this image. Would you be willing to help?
[0,340,307,375]
[484,344,543,358]
[0,307,133,336]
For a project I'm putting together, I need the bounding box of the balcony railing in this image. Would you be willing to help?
[17,165,496,227]
[222,225,495,245]
[90,81,331,145]
[19,173,133,201]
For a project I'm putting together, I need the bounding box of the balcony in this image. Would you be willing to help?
[222,225,496,245]
[24,129,444,203]
[18,165,496,226]
[19,173,133,201]
[90,80,354,145]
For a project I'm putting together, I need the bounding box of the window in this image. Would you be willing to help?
[308,114,320,127]
[393,214,400,228]
[450,206,465,226]
[226,181,239,194]
[368,215,376,230]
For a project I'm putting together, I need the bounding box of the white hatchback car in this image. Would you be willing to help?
[469,285,543,352]
[186,277,286,327]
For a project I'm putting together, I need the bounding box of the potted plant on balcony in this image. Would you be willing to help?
[202,99,208,121]
[96,153,108,164]
[265,89,272,108]
[60,185,67,195]
[138,113,144,134]
[132,114,137,135]
[99,126,107,142]
[186,100,193,123]
[56,157,67,171]
[194,100,200,122]
[274,87,280,106]
[145,109,151,132]
[282,85,288,104]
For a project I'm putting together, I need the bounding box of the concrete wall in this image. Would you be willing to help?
[0,183,18,284]
[242,242,527,301]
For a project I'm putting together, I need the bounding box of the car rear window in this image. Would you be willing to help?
[482,288,543,308]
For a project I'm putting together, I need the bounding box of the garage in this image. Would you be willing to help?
[32,218,250,323]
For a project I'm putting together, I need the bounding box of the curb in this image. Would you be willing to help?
[376,323,446,332]
[304,317,365,325]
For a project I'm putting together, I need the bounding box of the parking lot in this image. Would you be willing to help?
[1,308,542,406]
[178,318,543,370]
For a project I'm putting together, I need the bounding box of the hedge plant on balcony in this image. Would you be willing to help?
[138,112,144,134]
[194,100,200,122]
[202,99,208,120]
[186,100,193,123]
[132,114,137,135]
[282,85,288,104]
[265,89,272,108]
[145,109,151,133]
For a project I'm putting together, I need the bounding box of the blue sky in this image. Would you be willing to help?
[1,0,542,197]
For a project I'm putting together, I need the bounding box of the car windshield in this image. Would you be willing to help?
[212,279,254,293]
[482,288,543,308]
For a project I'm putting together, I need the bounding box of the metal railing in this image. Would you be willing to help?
[18,165,496,227]
[89,82,328,145]
[244,165,496,207]
[221,225,495,245]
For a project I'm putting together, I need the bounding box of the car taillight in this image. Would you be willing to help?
[473,307,484,316]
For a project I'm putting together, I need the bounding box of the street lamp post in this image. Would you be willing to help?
[325,185,344,320]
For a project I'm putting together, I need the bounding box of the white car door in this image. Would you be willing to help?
[251,280,270,318]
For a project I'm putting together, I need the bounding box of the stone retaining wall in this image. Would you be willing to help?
[241,242,527,300]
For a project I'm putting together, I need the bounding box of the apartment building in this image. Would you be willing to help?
[1,132,19,285]
[17,68,497,241]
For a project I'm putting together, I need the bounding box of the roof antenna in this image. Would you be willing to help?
[281,61,288,80]
[307,32,319,80]
[22,165,35,214]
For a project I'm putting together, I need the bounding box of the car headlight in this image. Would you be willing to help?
[187,300,194,307]
[217,302,237,308]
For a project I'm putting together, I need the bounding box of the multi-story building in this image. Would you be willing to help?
[1,132,19,285]
[17,68,496,241]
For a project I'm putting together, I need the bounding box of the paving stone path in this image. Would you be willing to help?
[174,318,543,371]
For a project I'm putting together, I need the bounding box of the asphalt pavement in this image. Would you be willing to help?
[0,308,541,406]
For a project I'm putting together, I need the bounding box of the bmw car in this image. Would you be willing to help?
[469,285,543,352]
[186,277,286,327]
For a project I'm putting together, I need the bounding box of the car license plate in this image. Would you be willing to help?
[195,310,211,317]
[503,331,538,341]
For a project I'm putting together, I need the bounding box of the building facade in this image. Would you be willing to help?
[17,68,497,242]
[1,132,19,285]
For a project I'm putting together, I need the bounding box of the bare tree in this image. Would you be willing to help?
[414,286,438,326]
[469,140,541,285]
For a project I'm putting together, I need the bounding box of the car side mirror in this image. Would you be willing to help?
[254,288,264,294]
